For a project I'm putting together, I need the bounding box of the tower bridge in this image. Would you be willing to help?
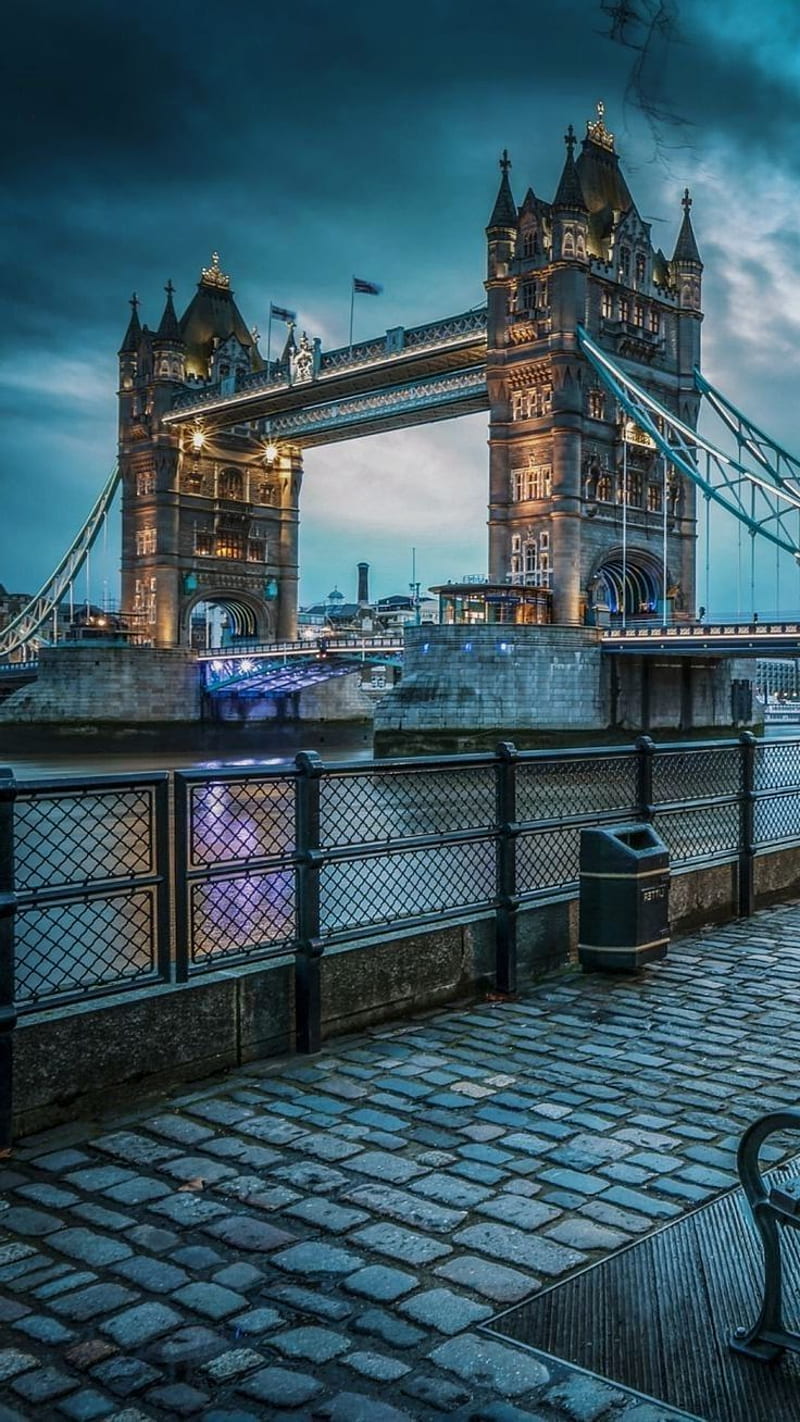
[5,103,800,749]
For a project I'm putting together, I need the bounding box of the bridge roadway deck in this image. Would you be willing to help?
[3,903,800,1419]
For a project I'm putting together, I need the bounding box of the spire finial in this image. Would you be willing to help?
[682,187,692,212]
[565,124,576,154]
[586,101,614,150]
[200,251,231,289]
[165,280,175,299]
[500,148,511,174]
[130,292,139,313]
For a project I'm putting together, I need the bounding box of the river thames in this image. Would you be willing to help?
[1,722,796,779]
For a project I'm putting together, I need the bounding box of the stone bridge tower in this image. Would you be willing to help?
[486,105,702,625]
[118,254,301,648]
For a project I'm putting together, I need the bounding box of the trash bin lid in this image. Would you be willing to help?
[579,823,669,873]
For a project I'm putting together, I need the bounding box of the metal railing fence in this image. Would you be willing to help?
[3,732,800,1141]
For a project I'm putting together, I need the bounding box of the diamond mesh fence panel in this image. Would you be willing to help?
[320,838,495,934]
[516,826,583,896]
[755,742,800,796]
[188,777,295,867]
[15,788,154,889]
[15,891,156,1006]
[319,765,496,847]
[189,869,295,965]
[652,803,739,863]
[755,792,800,848]
[516,755,637,824]
[652,747,740,805]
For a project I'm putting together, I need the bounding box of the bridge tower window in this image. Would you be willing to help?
[635,253,646,284]
[218,468,244,500]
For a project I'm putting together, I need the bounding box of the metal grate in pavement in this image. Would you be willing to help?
[485,1180,800,1422]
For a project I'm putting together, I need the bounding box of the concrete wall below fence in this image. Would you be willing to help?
[12,848,798,1137]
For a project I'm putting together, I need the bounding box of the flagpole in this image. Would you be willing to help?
[348,282,355,357]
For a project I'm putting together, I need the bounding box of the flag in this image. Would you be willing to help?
[270,303,296,323]
[353,277,383,296]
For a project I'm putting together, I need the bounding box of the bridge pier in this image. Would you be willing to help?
[374,625,760,755]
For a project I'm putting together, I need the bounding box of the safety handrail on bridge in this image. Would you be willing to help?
[0,464,121,661]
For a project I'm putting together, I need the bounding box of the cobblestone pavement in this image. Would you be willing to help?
[4,903,800,1422]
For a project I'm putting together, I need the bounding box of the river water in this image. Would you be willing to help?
[2,722,797,780]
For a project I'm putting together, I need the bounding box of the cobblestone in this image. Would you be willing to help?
[5,909,800,1422]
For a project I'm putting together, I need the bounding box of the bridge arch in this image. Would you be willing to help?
[180,588,275,649]
[589,546,670,620]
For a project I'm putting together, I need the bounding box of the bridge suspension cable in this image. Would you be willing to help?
[576,326,800,564]
[0,464,121,660]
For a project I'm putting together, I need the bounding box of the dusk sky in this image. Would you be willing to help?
[4,0,800,616]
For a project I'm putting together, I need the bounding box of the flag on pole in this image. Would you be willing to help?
[270,302,297,323]
[352,277,383,296]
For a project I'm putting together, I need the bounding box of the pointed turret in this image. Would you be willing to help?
[119,293,142,354]
[487,150,517,229]
[485,152,517,342]
[553,126,587,212]
[672,188,702,268]
[551,126,588,266]
[152,281,185,386]
[155,281,183,344]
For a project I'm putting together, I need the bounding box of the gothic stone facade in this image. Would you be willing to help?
[485,107,703,625]
[118,256,300,648]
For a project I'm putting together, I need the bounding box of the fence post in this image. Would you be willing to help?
[0,770,17,1151]
[635,735,656,821]
[295,752,323,1053]
[739,731,756,918]
[495,742,518,995]
[172,774,190,984]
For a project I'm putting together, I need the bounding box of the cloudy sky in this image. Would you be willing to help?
[3,0,800,616]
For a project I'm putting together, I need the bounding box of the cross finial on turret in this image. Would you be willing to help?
[130,292,139,312]
[500,149,511,174]
[597,100,605,123]
[565,124,576,154]
[682,187,692,212]
[165,280,175,298]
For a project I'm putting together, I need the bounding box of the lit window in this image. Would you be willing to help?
[650,309,661,335]
[647,484,663,512]
[135,527,156,555]
[619,247,631,277]
[620,297,630,323]
[634,303,644,327]
[601,291,613,319]
[136,470,155,496]
[589,391,605,420]
[635,253,646,284]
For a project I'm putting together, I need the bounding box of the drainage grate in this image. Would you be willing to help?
[486,1187,800,1422]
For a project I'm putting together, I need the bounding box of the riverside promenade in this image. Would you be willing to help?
[2,903,800,1421]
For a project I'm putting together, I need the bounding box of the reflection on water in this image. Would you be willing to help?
[1,739,374,781]
[2,723,796,781]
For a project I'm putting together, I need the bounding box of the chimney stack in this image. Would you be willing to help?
[357,562,370,606]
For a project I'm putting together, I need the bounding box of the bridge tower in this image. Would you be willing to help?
[118,254,301,648]
[486,105,702,625]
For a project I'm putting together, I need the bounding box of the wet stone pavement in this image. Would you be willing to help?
[3,903,800,1422]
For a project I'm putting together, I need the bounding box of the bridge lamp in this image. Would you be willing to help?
[190,425,206,452]
[263,439,278,466]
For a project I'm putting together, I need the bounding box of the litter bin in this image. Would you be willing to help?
[578,823,669,971]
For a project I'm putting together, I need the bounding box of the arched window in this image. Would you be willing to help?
[218,468,244,500]
[635,253,646,284]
